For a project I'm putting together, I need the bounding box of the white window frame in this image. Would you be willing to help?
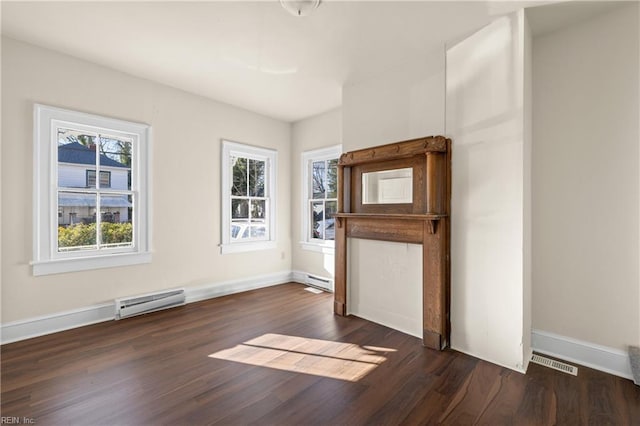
[221,140,277,254]
[300,145,341,254]
[32,104,152,276]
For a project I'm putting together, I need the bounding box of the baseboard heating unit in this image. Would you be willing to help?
[305,274,333,292]
[115,289,185,320]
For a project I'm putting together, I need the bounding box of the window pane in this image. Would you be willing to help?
[99,136,132,190]
[250,226,266,239]
[58,128,97,188]
[312,161,326,199]
[232,198,249,219]
[324,200,337,241]
[249,159,265,197]
[327,159,338,199]
[57,192,97,251]
[311,201,325,239]
[231,220,251,241]
[100,195,133,248]
[231,223,242,239]
[326,200,337,217]
[231,156,248,196]
[251,199,266,220]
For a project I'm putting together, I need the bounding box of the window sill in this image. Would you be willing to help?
[220,241,277,254]
[299,242,335,255]
[32,251,152,276]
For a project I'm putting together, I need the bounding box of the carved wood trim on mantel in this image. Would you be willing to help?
[338,135,448,166]
[334,136,452,350]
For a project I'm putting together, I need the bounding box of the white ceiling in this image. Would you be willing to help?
[1,1,625,122]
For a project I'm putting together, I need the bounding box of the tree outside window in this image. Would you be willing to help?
[310,158,338,241]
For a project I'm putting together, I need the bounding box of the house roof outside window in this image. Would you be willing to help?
[58,142,128,168]
[58,194,131,207]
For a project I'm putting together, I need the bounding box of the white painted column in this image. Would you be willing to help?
[446,10,530,372]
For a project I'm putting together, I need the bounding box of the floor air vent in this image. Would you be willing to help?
[530,354,578,376]
[115,289,185,320]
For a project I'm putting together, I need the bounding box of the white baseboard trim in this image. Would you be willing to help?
[532,329,633,380]
[1,270,296,345]
[291,270,307,284]
[1,303,115,345]
[184,270,294,303]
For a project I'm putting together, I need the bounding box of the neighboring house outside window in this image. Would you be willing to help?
[57,142,127,226]
[220,140,277,254]
[33,104,151,275]
[300,145,341,254]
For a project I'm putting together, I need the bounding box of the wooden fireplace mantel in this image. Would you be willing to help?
[333,136,451,350]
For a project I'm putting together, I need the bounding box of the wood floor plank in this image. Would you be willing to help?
[2,283,638,425]
[437,360,504,424]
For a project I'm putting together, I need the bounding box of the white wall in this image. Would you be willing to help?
[1,37,292,323]
[532,3,640,351]
[290,108,342,279]
[342,48,445,338]
[342,51,445,151]
[0,37,3,328]
[446,11,530,371]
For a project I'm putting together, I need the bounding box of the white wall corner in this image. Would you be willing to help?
[523,342,534,373]
[532,329,634,380]
[291,270,307,284]
[2,270,297,345]
[637,0,640,351]
[522,8,534,376]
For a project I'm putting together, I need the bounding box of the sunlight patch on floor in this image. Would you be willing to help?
[209,333,396,382]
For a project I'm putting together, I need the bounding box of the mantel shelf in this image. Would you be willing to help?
[333,213,448,221]
[333,213,447,235]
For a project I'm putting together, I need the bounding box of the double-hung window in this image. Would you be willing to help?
[301,145,341,253]
[221,140,277,254]
[33,104,151,275]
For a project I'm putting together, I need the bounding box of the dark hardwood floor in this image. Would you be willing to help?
[2,283,638,425]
